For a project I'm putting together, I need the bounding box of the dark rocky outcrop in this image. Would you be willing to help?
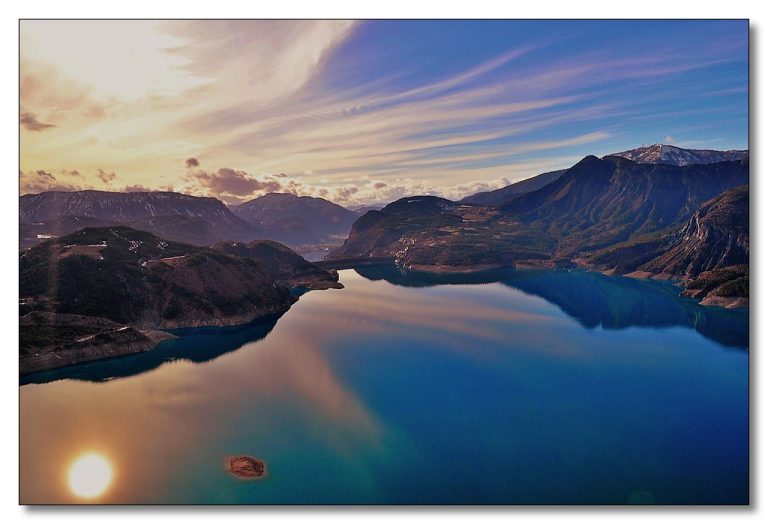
[638,185,748,277]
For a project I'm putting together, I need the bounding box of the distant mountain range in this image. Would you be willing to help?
[19,190,359,250]
[230,192,359,245]
[331,150,749,307]
[609,144,748,166]
[459,144,747,206]
[499,155,748,256]
[20,191,257,248]
[18,144,750,317]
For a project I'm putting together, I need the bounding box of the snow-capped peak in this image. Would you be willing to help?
[607,144,748,166]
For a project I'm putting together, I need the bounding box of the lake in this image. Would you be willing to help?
[19,267,749,504]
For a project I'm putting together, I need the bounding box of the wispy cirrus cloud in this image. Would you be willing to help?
[19,20,747,205]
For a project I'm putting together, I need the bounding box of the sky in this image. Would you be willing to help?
[19,20,748,205]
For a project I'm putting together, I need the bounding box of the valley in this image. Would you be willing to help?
[18,144,750,375]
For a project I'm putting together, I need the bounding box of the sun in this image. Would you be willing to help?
[67,453,113,499]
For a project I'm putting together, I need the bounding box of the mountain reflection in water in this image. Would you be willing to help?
[22,265,747,387]
[21,314,283,385]
[353,265,748,350]
[20,267,748,504]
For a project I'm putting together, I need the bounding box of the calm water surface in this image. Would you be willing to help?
[20,268,749,504]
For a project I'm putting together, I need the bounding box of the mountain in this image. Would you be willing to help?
[584,184,749,307]
[500,155,749,256]
[21,215,119,249]
[330,155,749,304]
[19,226,340,373]
[231,193,359,246]
[19,226,294,328]
[19,190,361,250]
[460,169,566,206]
[213,239,342,289]
[330,196,554,270]
[19,190,259,247]
[609,144,748,166]
[459,144,748,208]
[637,185,748,277]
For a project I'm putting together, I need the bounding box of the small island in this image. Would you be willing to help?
[226,456,267,480]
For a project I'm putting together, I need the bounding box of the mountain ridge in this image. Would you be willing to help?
[330,154,749,306]
[609,144,748,166]
[19,226,341,373]
[230,192,359,246]
[20,190,259,248]
[460,169,567,207]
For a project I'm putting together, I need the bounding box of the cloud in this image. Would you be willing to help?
[334,186,359,201]
[187,167,285,199]
[122,184,154,192]
[20,111,55,131]
[122,184,175,193]
[163,20,357,108]
[447,177,513,199]
[19,21,745,205]
[96,168,117,183]
[20,169,81,194]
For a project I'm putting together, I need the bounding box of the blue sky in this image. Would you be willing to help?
[20,20,748,204]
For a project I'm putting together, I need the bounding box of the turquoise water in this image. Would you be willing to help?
[20,268,749,504]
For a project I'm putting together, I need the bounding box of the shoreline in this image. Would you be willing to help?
[19,328,178,376]
[20,260,746,377]
[387,260,747,310]
[19,281,347,376]
[19,306,290,376]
